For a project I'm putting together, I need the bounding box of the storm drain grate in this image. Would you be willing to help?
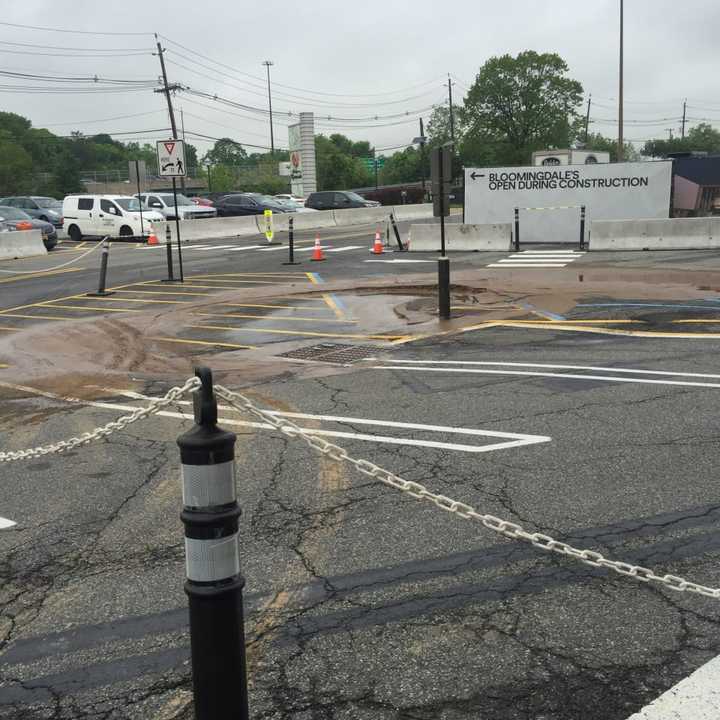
[278,343,381,363]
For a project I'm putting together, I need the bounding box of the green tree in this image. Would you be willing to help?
[379,146,426,184]
[426,106,454,147]
[642,123,720,157]
[207,164,235,192]
[0,111,31,139]
[581,132,639,162]
[461,51,584,165]
[315,135,373,190]
[0,132,33,195]
[202,138,248,165]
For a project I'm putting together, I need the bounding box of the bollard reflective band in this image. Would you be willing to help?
[185,532,240,582]
[182,459,236,508]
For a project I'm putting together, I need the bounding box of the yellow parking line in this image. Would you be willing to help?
[216,303,331,311]
[0,313,69,320]
[39,303,138,313]
[0,363,8,368]
[195,312,357,324]
[149,337,256,350]
[0,326,19,331]
[307,273,320,285]
[0,267,85,284]
[671,319,720,323]
[113,289,213,297]
[67,295,190,305]
[322,293,345,320]
[190,323,410,341]
[188,272,309,280]
[460,321,720,338]
[491,319,645,325]
[144,280,287,289]
[76,242,87,249]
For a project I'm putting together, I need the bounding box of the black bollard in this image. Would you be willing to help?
[438,256,450,320]
[579,205,586,250]
[162,224,176,282]
[514,208,520,252]
[283,216,300,265]
[177,368,250,720]
[389,212,405,251]
[86,238,114,297]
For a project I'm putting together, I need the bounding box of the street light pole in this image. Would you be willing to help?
[618,0,624,162]
[262,60,275,155]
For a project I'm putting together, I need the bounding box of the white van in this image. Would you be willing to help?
[62,195,165,241]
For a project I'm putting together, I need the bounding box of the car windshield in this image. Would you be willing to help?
[277,199,301,209]
[158,194,194,206]
[34,197,61,209]
[345,192,367,203]
[253,195,284,208]
[0,206,31,221]
[114,198,141,211]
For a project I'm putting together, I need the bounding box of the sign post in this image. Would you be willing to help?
[156,139,187,282]
[431,145,452,320]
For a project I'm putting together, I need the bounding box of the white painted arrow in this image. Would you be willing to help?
[0,517,16,530]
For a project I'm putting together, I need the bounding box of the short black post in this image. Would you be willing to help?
[389,212,405,251]
[86,238,114,297]
[283,216,300,265]
[579,205,586,250]
[162,225,176,282]
[177,368,249,720]
[514,208,520,252]
[438,256,450,320]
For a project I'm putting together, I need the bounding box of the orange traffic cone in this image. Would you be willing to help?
[310,234,325,261]
[147,228,159,246]
[371,229,384,254]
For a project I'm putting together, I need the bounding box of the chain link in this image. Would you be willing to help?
[0,377,200,462]
[214,383,720,601]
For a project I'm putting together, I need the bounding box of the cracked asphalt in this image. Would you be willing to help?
[3,232,720,718]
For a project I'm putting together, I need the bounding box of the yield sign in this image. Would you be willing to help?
[163,141,176,155]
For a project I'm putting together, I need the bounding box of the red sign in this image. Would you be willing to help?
[163,141,176,155]
[291,151,301,168]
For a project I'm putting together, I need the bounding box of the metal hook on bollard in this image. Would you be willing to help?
[177,367,250,720]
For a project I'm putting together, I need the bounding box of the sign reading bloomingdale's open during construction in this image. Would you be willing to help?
[465,160,672,243]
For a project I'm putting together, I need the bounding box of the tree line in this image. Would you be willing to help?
[2,50,720,198]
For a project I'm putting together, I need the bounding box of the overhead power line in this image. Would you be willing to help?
[0,39,152,52]
[184,130,287,152]
[0,20,152,36]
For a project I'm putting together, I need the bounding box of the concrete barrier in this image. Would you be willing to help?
[392,203,434,222]
[289,209,336,231]
[333,207,392,227]
[408,223,512,252]
[155,216,262,242]
[590,218,720,250]
[0,230,47,260]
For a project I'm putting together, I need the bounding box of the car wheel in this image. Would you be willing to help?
[119,225,133,237]
[67,225,82,242]
[39,215,48,222]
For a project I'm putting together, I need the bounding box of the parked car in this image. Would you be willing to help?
[0,205,58,250]
[213,193,289,217]
[63,195,164,241]
[135,193,217,220]
[0,196,63,228]
[275,194,306,206]
[274,198,318,213]
[189,196,214,207]
[304,191,381,211]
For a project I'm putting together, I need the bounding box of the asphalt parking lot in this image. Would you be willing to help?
[3,223,720,719]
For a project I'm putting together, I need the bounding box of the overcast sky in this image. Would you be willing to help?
[1,0,718,160]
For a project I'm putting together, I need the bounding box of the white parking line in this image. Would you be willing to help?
[370,360,720,389]
[626,654,720,719]
[0,517,16,529]
[86,387,550,454]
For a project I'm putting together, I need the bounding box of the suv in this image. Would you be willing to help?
[136,193,217,220]
[305,191,380,211]
[0,196,63,228]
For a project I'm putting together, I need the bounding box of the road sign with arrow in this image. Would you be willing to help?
[470,171,485,180]
[156,139,187,177]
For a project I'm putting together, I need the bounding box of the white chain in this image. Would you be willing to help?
[0,377,200,462]
[214,383,720,600]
